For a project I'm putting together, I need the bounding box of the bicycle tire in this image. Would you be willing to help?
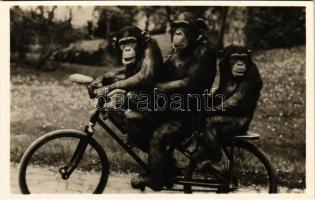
[183,140,277,193]
[18,129,109,194]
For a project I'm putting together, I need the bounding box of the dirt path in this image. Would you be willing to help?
[11,163,304,194]
[11,163,177,194]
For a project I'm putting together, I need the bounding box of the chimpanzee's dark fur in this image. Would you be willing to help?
[106,26,164,92]
[209,45,263,135]
[201,45,263,163]
[147,12,217,190]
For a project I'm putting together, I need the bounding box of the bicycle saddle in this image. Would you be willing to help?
[69,74,94,84]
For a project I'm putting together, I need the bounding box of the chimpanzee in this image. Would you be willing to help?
[200,45,263,163]
[131,12,217,191]
[91,26,164,151]
[92,26,163,92]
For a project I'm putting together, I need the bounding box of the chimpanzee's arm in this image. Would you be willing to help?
[213,83,249,113]
[156,46,216,94]
[103,67,125,79]
[91,67,125,88]
[101,67,125,85]
[156,77,190,93]
[213,66,262,114]
[107,41,163,91]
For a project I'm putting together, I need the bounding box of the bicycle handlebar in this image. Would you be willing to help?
[86,85,98,99]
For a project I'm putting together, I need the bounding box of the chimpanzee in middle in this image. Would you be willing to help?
[131,12,217,191]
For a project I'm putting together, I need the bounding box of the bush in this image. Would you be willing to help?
[10,6,85,69]
[246,7,305,50]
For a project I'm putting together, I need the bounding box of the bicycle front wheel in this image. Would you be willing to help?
[18,130,109,194]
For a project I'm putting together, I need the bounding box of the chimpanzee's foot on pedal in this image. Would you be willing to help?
[163,166,182,189]
[131,174,162,191]
[163,181,174,189]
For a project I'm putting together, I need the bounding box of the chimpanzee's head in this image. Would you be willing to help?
[170,12,208,51]
[219,45,252,78]
[111,26,150,66]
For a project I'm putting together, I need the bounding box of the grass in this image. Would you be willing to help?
[251,46,305,188]
[10,42,305,189]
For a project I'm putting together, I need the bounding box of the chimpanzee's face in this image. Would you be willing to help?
[229,53,249,77]
[172,27,190,50]
[119,37,138,66]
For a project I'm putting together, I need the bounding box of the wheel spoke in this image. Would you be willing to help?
[19,132,108,194]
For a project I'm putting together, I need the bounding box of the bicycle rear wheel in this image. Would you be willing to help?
[184,140,277,193]
[18,130,109,194]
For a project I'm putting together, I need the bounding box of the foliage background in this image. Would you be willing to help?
[10,6,305,67]
[10,6,306,190]
[246,7,306,49]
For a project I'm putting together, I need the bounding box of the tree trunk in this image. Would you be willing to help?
[106,19,111,39]
[67,7,73,25]
[219,7,228,49]
[145,12,149,31]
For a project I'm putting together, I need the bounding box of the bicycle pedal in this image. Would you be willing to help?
[164,182,174,189]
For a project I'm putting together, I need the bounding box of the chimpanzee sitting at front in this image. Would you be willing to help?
[91,26,164,151]
[93,26,163,92]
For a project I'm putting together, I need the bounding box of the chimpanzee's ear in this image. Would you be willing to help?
[110,32,118,49]
[141,31,150,43]
[112,37,117,48]
[196,18,208,31]
[217,49,224,59]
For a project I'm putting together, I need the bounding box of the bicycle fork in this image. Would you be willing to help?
[59,111,100,180]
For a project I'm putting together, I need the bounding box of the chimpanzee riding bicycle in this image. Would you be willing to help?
[18,74,277,194]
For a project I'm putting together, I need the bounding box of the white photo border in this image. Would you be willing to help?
[0,1,314,200]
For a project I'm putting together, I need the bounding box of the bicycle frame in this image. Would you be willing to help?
[64,109,238,192]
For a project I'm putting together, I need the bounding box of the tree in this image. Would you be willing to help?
[93,6,125,38]
[35,6,58,69]
[218,7,228,49]
[10,6,34,61]
[245,7,306,49]
[10,6,84,69]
